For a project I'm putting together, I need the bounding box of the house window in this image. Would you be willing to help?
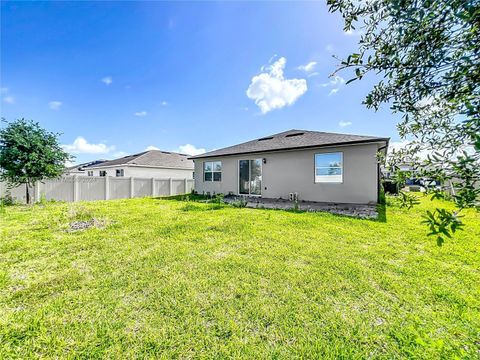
[99,170,107,177]
[116,169,124,177]
[87,171,93,177]
[315,152,343,183]
[204,161,222,182]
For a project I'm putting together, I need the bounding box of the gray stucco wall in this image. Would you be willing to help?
[193,143,381,204]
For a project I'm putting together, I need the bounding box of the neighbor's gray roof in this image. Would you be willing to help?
[67,159,107,171]
[190,129,389,159]
[88,150,194,169]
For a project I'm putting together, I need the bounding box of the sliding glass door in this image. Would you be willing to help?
[239,159,262,196]
[239,160,250,195]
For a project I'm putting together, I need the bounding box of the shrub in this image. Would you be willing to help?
[0,194,15,206]
[230,197,247,208]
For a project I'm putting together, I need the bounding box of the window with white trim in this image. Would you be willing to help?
[204,161,222,182]
[99,170,107,177]
[87,171,93,177]
[116,169,124,177]
[315,152,343,183]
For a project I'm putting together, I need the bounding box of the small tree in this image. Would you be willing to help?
[0,118,71,204]
[327,0,480,244]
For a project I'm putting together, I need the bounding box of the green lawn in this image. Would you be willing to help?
[0,196,479,359]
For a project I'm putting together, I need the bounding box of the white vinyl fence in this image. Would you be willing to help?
[0,176,194,203]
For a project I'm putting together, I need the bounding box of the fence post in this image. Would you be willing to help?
[151,178,155,196]
[184,178,188,194]
[35,181,40,203]
[73,175,78,202]
[169,178,173,196]
[130,177,134,198]
[105,176,110,200]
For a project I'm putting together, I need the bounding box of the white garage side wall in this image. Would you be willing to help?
[193,143,380,204]
[87,165,194,179]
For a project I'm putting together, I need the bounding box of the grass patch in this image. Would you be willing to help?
[0,196,479,358]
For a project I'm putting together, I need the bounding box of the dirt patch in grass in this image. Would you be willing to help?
[67,218,111,232]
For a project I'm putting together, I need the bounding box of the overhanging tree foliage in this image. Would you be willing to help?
[328,0,479,245]
[0,118,71,204]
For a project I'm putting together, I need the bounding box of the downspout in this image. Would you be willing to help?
[377,141,389,203]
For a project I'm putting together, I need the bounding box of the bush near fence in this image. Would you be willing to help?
[0,176,194,203]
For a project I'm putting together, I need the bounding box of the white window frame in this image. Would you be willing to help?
[99,170,107,177]
[116,169,124,177]
[87,171,93,177]
[203,161,222,182]
[314,152,343,183]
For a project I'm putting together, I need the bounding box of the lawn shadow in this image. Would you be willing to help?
[375,204,387,223]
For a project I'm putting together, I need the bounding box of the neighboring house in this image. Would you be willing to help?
[80,150,194,179]
[65,159,107,175]
[190,129,389,204]
[382,163,442,193]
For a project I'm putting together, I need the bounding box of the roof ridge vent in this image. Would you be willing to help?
[258,137,274,141]
[285,132,304,138]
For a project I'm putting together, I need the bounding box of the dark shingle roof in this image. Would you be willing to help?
[190,129,389,159]
[67,159,107,171]
[88,150,194,169]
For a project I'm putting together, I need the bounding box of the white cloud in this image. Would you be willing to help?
[62,136,115,154]
[321,75,345,96]
[388,140,436,161]
[297,61,317,73]
[145,143,206,156]
[161,101,168,106]
[49,101,62,110]
[344,29,364,36]
[176,144,206,156]
[321,75,345,87]
[388,140,477,167]
[389,140,410,153]
[329,88,339,96]
[135,111,147,117]
[326,44,334,53]
[112,151,128,158]
[246,57,307,114]
[338,121,352,127]
[3,96,15,104]
[101,76,113,85]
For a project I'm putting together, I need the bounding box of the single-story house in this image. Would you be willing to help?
[79,150,194,179]
[65,159,107,175]
[190,129,389,204]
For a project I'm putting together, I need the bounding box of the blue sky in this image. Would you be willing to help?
[1,1,399,165]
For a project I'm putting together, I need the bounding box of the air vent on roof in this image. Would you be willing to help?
[285,132,304,138]
[258,137,274,141]
[161,151,171,154]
